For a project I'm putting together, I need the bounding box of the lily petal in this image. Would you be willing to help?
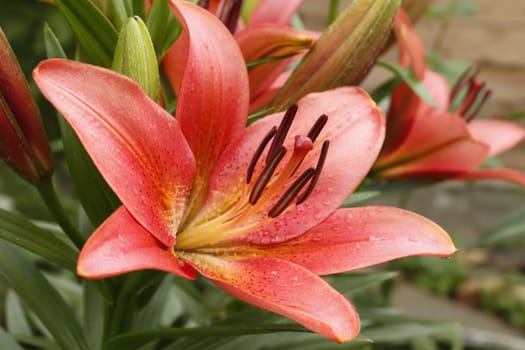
[452,168,525,187]
[164,1,249,184]
[264,207,457,275]
[195,87,384,245]
[34,59,195,246]
[375,136,489,179]
[376,108,489,176]
[247,0,304,26]
[382,70,450,155]
[468,119,525,157]
[394,9,426,78]
[78,206,197,280]
[186,255,359,342]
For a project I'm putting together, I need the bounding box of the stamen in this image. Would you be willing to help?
[297,140,330,204]
[456,80,486,117]
[266,103,298,163]
[249,147,286,205]
[247,126,277,183]
[306,114,328,143]
[450,66,478,103]
[463,88,492,122]
[268,168,315,218]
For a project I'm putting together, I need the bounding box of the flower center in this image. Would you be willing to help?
[173,104,329,250]
[450,66,491,121]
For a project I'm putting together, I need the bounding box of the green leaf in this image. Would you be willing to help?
[370,76,401,104]
[146,0,182,58]
[0,326,24,350]
[58,116,121,228]
[341,190,381,207]
[477,206,525,246]
[0,208,77,271]
[376,60,436,107]
[105,324,307,350]
[499,111,525,121]
[361,321,460,344]
[0,242,89,350]
[111,0,132,29]
[84,281,105,350]
[325,271,399,295]
[55,0,118,67]
[14,335,60,350]
[43,24,67,59]
[5,291,32,336]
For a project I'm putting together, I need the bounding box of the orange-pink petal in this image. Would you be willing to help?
[247,0,304,26]
[376,106,489,176]
[164,1,249,186]
[78,206,196,280]
[382,70,450,155]
[186,255,359,342]
[468,119,525,157]
[452,168,525,187]
[394,9,426,78]
[34,59,196,247]
[265,207,457,275]
[375,136,489,179]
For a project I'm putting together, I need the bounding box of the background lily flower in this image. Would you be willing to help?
[372,10,525,186]
[35,2,456,342]
[0,28,53,184]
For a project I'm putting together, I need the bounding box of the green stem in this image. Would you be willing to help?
[36,177,85,249]
[328,0,340,25]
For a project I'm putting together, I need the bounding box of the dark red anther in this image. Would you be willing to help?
[463,88,492,122]
[249,147,286,205]
[450,66,478,103]
[247,126,277,184]
[266,103,298,163]
[306,114,328,143]
[219,0,243,33]
[268,168,315,218]
[297,140,329,204]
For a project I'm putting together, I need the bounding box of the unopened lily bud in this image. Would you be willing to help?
[271,0,401,110]
[112,16,160,101]
[0,28,53,184]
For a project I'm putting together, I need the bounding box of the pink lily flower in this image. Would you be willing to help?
[372,10,525,186]
[34,2,456,342]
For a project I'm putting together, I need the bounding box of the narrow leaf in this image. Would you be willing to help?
[55,0,118,66]
[0,242,89,350]
[0,208,77,271]
[105,324,306,350]
[477,206,525,246]
[0,327,24,350]
[376,60,436,107]
[5,291,32,336]
[43,24,67,59]
[325,271,399,295]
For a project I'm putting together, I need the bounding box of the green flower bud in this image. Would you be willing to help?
[112,16,160,101]
[271,0,401,110]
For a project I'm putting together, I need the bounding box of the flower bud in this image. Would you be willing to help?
[112,16,160,101]
[270,0,401,110]
[0,28,53,184]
